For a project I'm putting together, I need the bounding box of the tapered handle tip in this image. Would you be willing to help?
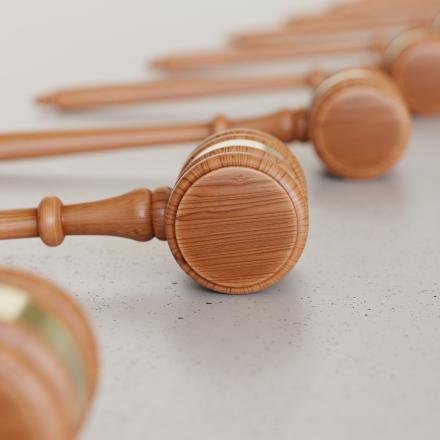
[150,57,173,71]
[35,93,57,107]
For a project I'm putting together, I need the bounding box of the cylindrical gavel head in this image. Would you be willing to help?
[165,129,308,294]
[0,267,98,440]
[308,68,411,179]
[383,29,440,114]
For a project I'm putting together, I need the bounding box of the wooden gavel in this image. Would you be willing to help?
[237,4,440,43]
[151,27,440,115]
[8,69,411,179]
[0,129,308,295]
[284,0,440,27]
[36,67,329,111]
[232,15,435,47]
[0,266,98,440]
[38,33,439,116]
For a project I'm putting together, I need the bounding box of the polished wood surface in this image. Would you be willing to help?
[0,69,412,177]
[0,266,98,440]
[0,109,309,160]
[0,189,170,246]
[0,130,308,294]
[309,69,411,179]
[36,69,328,111]
[166,129,308,294]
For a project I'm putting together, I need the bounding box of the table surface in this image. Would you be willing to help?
[0,1,439,439]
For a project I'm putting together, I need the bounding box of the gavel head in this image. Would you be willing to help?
[384,29,440,114]
[308,68,411,179]
[165,129,308,294]
[0,267,98,440]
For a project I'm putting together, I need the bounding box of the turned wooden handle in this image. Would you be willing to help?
[36,70,326,110]
[0,188,171,246]
[152,39,385,72]
[0,109,309,160]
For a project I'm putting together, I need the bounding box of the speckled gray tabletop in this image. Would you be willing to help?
[0,0,439,439]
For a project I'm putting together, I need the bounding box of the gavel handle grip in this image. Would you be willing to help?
[0,188,171,246]
[0,109,309,161]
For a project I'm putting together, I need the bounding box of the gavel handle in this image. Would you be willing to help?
[283,12,434,31]
[286,0,440,25]
[37,70,326,111]
[232,17,430,49]
[152,39,384,72]
[0,188,171,246]
[0,108,309,161]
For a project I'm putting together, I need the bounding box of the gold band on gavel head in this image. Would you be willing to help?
[0,284,88,416]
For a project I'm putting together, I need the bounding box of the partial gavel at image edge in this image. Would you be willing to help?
[233,6,440,43]
[280,0,440,27]
[0,266,98,440]
[0,129,309,295]
[8,69,411,180]
[151,28,440,114]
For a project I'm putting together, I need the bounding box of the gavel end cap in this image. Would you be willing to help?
[166,151,308,294]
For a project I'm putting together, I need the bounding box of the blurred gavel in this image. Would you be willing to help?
[8,69,411,179]
[234,2,440,44]
[38,27,440,115]
[0,266,98,440]
[0,129,309,295]
[150,24,440,114]
[284,0,440,28]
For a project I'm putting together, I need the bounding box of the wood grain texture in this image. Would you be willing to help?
[152,187,172,241]
[0,129,307,294]
[309,69,411,179]
[0,189,171,246]
[384,30,440,114]
[0,266,98,440]
[166,129,308,294]
[0,209,37,240]
[179,128,308,197]
[0,67,412,179]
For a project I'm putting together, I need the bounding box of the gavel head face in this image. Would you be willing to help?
[165,129,308,294]
[309,68,411,179]
[384,29,440,114]
[0,267,98,440]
